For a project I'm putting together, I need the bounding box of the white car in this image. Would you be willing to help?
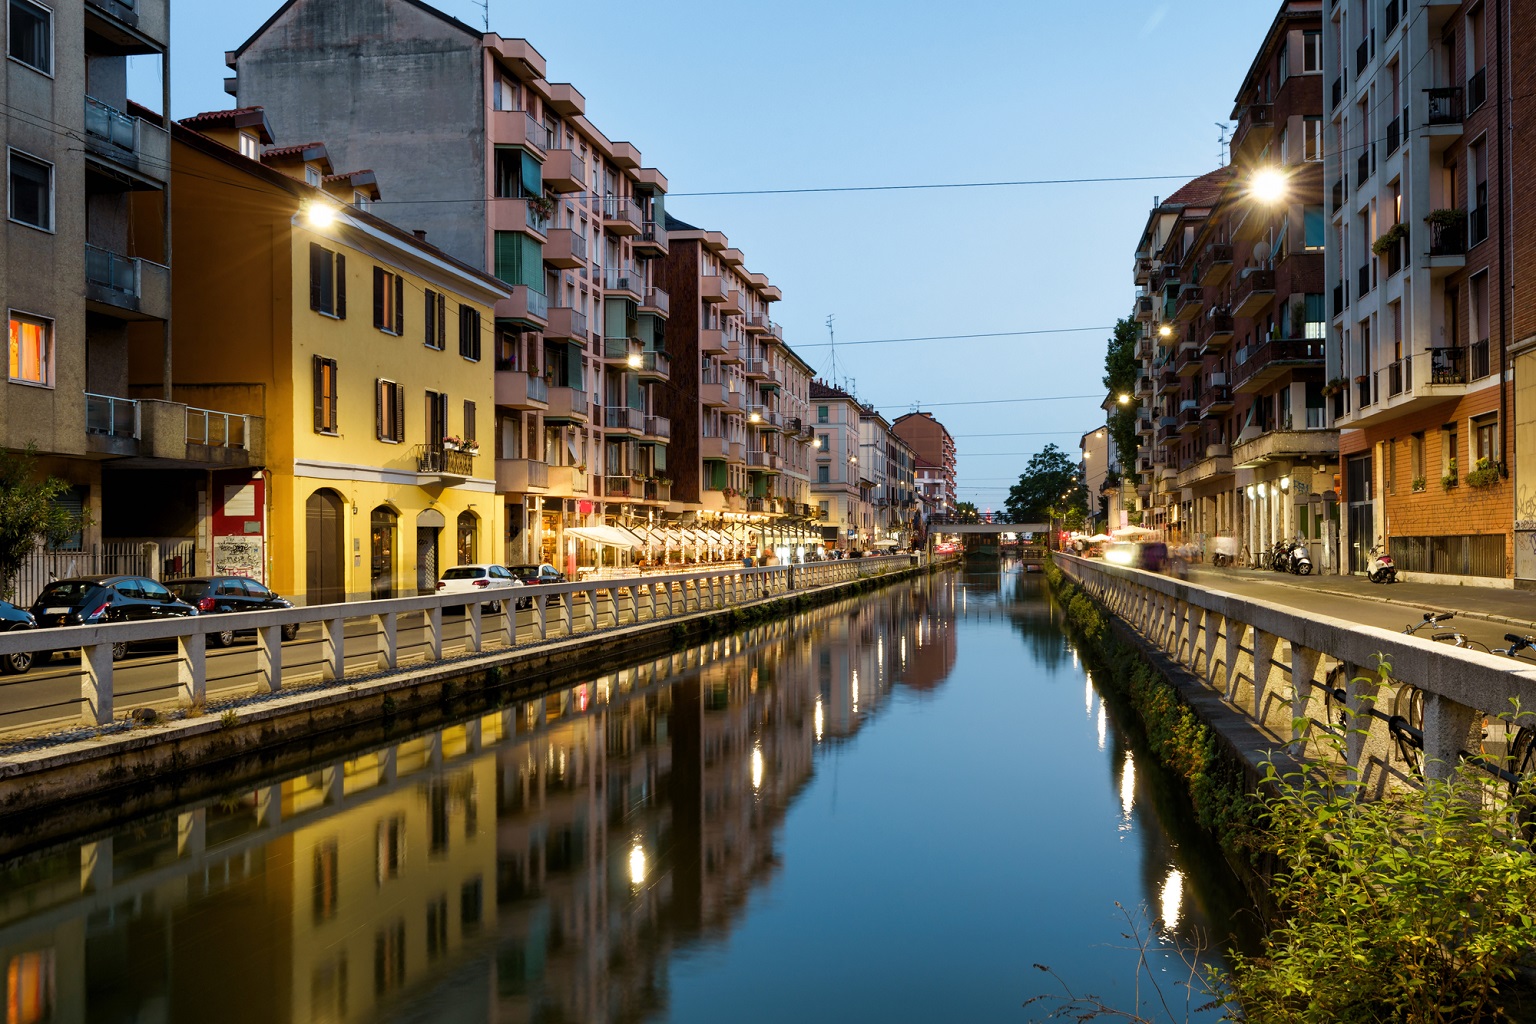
[435,564,524,608]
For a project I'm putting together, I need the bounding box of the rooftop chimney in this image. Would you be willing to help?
[413,229,427,241]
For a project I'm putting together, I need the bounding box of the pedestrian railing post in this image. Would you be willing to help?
[81,643,113,726]
[1223,620,1248,703]
[323,617,345,681]
[257,624,283,692]
[427,605,444,661]
[1290,644,1322,753]
[468,601,483,653]
[177,632,206,710]
[1421,692,1479,786]
[1249,629,1277,719]
[375,613,398,672]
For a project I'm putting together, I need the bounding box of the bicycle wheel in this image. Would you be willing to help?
[1392,681,1425,778]
[1508,726,1536,842]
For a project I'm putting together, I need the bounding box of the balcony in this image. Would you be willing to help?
[414,444,474,483]
[718,333,745,363]
[643,414,671,440]
[1231,428,1337,470]
[1178,402,1200,435]
[1136,373,1154,395]
[605,407,644,435]
[700,378,729,407]
[1174,284,1204,322]
[543,228,586,269]
[494,370,550,409]
[1426,87,1464,150]
[1176,340,1202,377]
[86,0,168,51]
[700,276,727,303]
[747,450,782,474]
[541,148,586,193]
[1202,310,1235,352]
[1357,263,1372,298]
[1355,35,1372,76]
[1472,338,1491,380]
[544,386,590,424]
[496,458,549,493]
[1429,346,1467,385]
[1331,75,1343,112]
[490,198,549,241]
[1198,243,1234,287]
[746,314,773,336]
[1156,418,1179,448]
[602,195,641,236]
[84,246,169,320]
[700,328,726,356]
[644,479,672,503]
[496,286,549,329]
[743,358,769,379]
[1157,371,1179,396]
[1356,146,1374,188]
[1231,268,1275,317]
[641,286,669,317]
[1231,103,1274,161]
[604,476,639,499]
[602,265,642,298]
[1387,356,1412,397]
[602,335,640,364]
[1386,115,1401,156]
[547,465,589,495]
[1425,217,1467,273]
[84,96,169,189]
[1232,338,1325,393]
[720,288,745,317]
[1198,384,1233,417]
[1469,205,1488,248]
[1333,283,1346,318]
[638,350,670,383]
[490,110,549,155]
[1331,177,1345,212]
[1385,0,1400,34]
[635,219,668,257]
[543,306,588,342]
[1136,295,1154,321]
[700,435,729,460]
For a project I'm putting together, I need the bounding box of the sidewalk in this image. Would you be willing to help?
[1185,565,1536,631]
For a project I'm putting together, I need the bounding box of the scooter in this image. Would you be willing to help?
[1367,546,1397,584]
[1270,539,1293,573]
[1288,539,1313,576]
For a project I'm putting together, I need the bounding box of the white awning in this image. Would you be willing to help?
[567,525,642,548]
[871,538,899,547]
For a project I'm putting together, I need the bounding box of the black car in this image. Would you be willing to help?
[166,576,301,646]
[505,563,565,608]
[0,599,37,675]
[30,575,198,661]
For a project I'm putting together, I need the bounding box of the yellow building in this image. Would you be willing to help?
[138,110,509,603]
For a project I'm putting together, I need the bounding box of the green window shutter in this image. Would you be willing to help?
[335,254,347,318]
[493,231,519,286]
[519,235,543,290]
[521,150,542,198]
[424,289,436,347]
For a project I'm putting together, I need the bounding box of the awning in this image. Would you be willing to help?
[567,525,642,548]
[871,538,899,547]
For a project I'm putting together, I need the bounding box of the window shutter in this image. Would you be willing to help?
[394,275,404,335]
[309,244,324,311]
[375,379,384,439]
[438,294,446,347]
[393,383,406,442]
[464,400,476,445]
[373,267,385,328]
[424,290,436,347]
[313,355,324,430]
[520,151,542,198]
[334,254,347,318]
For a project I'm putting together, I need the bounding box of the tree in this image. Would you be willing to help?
[0,446,89,599]
[1101,317,1141,483]
[1004,444,1086,523]
[953,501,979,522]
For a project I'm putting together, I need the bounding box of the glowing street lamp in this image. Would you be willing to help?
[305,200,336,228]
[1249,167,1289,206]
[1158,323,1174,340]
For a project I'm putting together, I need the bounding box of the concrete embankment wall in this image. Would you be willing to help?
[0,561,940,832]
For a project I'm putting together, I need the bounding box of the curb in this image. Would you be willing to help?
[1189,570,1533,632]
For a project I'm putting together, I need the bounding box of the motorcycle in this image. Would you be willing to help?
[1367,545,1397,584]
[1269,539,1293,573]
[1288,539,1313,576]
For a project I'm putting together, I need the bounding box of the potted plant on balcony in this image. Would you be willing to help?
[1411,476,1427,492]
[529,194,557,221]
[441,434,464,451]
[574,462,587,475]
[1371,222,1408,257]
[461,438,480,456]
[1441,458,1458,490]
[1321,377,1348,397]
[1426,208,1467,228]
[1467,457,1501,488]
[1353,374,1368,384]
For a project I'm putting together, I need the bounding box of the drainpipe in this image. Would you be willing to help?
[162,52,173,401]
[1496,0,1508,468]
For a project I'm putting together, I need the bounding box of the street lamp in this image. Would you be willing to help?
[1249,166,1289,206]
[1158,323,1174,340]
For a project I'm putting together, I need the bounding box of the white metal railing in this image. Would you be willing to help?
[521,286,549,320]
[84,245,139,297]
[1055,554,1536,790]
[84,392,140,439]
[603,264,640,293]
[185,407,250,449]
[0,555,926,734]
[84,95,137,152]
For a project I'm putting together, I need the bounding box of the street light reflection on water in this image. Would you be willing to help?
[0,566,1255,1022]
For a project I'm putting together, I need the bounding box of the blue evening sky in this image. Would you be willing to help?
[135,0,1279,510]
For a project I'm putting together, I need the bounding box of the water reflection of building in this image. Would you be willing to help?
[0,577,943,1023]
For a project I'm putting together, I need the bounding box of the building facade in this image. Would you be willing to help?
[161,113,507,603]
[891,412,956,517]
[1325,0,1514,580]
[808,382,864,549]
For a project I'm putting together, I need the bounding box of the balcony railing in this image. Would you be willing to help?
[1386,116,1400,155]
[645,479,671,502]
[639,350,670,378]
[603,265,641,293]
[602,195,642,230]
[1429,346,1467,385]
[1355,36,1371,75]
[642,287,669,316]
[1331,177,1345,210]
[1358,263,1371,297]
[606,406,643,431]
[1429,218,1467,257]
[1356,148,1372,186]
[1387,357,1410,397]
[640,219,667,248]
[415,445,474,476]
[1333,283,1345,317]
[85,393,140,438]
[1427,86,1463,125]
[604,476,636,498]
[185,407,250,449]
[1331,75,1343,111]
[84,95,137,152]
[644,414,671,439]
[84,244,139,296]
[1471,338,1491,380]
[1468,67,1487,112]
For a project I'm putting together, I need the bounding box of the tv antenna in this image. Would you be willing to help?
[1215,122,1233,167]
[825,314,838,388]
[474,0,489,29]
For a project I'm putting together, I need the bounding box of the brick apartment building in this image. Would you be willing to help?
[891,412,956,517]
[1325,0,1515,579]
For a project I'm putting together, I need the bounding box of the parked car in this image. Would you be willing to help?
[505,564,567,607]
[436,564,524,610]
[166,576,301,646]
[0,600,38,674]
[29,575,198,661]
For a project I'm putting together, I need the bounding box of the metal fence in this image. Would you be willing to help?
[1388,534,1504,578]
[8,543,154,606]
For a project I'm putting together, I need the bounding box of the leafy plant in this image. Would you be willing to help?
[1426,207,1467,227]
[1442,457,1458,490]
[1411,476,1427,492]
[1466,456,1501,488]
[0,445,92,601]
[1321,376,1348,397]
[1371,221,1408,256]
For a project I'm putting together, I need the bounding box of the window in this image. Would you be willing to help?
[236,132,258,159]
[373,267,403,334]
[1278,41,1289,85]
[1411,432,1425,487]
[1303,115,1323,161]
[1442,423,1459,478]
[492,72,518,112]
[1384,438,1395,495]
[309,244,346,318]
[1303,294,1326,339]
[423,290,445,349]
[458,304,482,361]
[816,405,829,423]
[353,190,371,211]
[305,166,321,187]
[1302,30,1322,72]
[8,0,50,74]
[463,400,477,447]
[815,432,829,452]
[1304,206,1325,250]
[376,379,405,442]
[8,151,51,230]
[1473,414,1496,462]
[818,500,830,518]
[9,312,51,386]
[313,356,338,433]
[817,465,830,484]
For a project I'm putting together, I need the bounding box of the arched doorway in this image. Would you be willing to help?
[371,506,398,599]
[457,510,478,565]
[305,489,345,605]
[416,508,445,594]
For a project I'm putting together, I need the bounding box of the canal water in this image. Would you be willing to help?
[0,566,1255,1023]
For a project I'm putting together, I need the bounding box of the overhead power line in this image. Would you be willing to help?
[796,326,1112,349]
[668,173,1205,198]
[879,393,1104,409]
